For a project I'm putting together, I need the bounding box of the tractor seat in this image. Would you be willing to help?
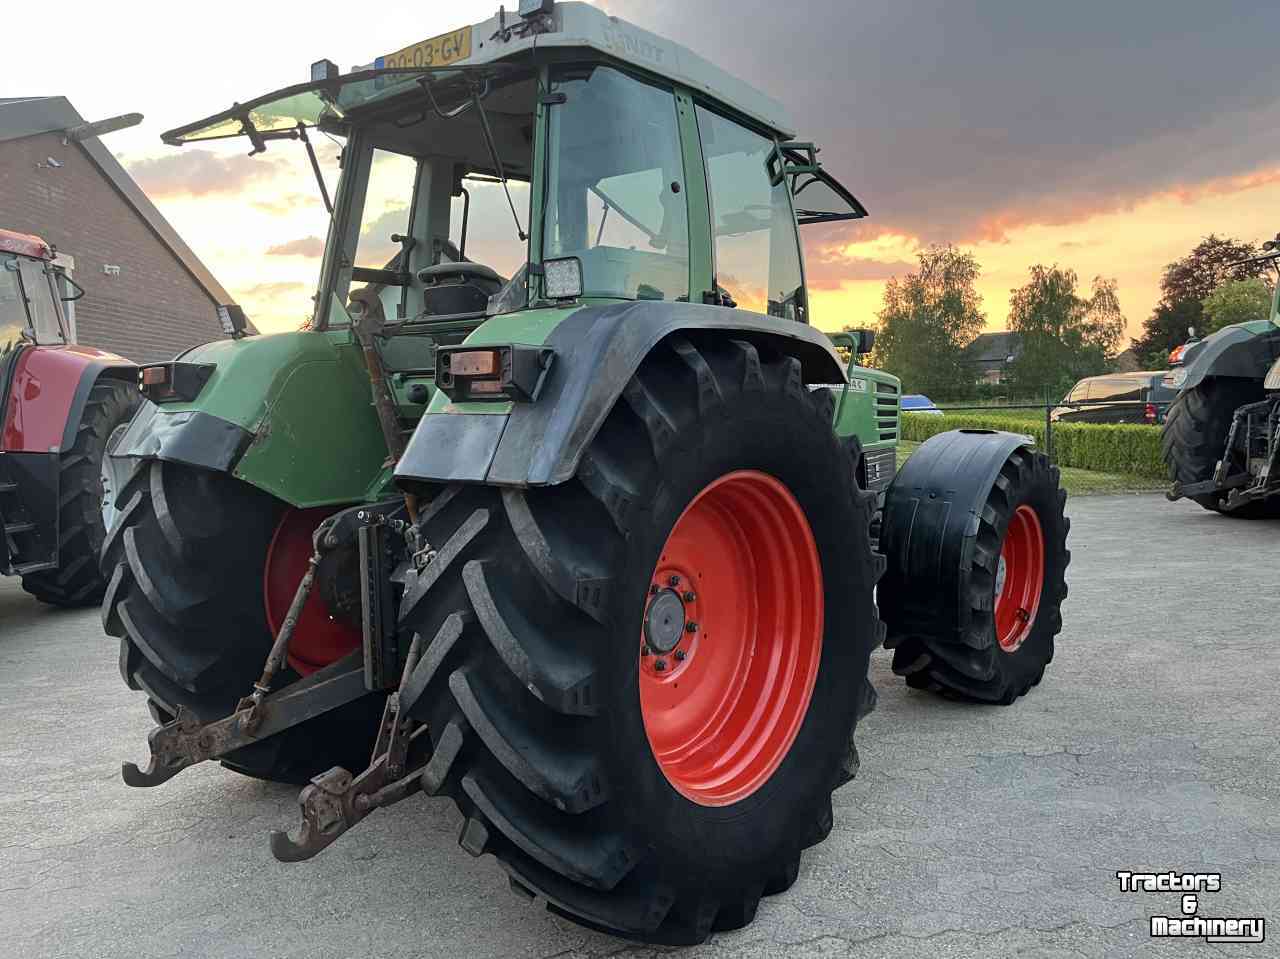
[417,262,506,318]
[416,262,505,286]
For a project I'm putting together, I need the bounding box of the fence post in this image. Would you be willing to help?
[1043,387,1053,463]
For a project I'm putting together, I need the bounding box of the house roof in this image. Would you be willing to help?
[0,97,234,306]
[964,331,1024,364]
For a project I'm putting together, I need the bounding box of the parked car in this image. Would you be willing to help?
[1051,372,1175,425]
[901,393,944,415]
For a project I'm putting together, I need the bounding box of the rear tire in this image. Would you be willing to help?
[101,459,383,784]
[1161,377,1280,518]
[883,447,1070,704]
[22,378,139,607]
[397,336,883,944]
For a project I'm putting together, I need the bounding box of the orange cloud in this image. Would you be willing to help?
[127,149,288,198]
[266,236,325,258]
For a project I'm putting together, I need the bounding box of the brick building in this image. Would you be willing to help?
[0,97,238,363]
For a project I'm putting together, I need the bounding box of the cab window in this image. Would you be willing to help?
[17,258,64,344]
[0,258,28,346]
[695,106,804,320]
[543,65,690,302]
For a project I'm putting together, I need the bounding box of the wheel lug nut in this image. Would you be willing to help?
[668,575,681,587]
[683,591,696,603]
[654,659,667,671]
[674,649,686,661]
[686,621,699,633]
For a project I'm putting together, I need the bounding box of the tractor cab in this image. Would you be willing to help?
[0,229,74,349]
[161,3,868,389]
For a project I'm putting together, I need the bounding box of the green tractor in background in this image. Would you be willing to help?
[110,2,1070,944]
[1163,234,1280,515]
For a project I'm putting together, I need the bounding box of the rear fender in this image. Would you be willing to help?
[1178,321,1280,392]
[394,301,846,490]
[1,345,134,454]
[113,330,388,508]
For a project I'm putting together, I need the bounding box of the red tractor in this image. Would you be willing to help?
[1,228,138,605]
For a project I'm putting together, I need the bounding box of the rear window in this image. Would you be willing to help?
[1087,378,1142,402]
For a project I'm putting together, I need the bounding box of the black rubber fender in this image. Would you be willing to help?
[880,429,1032,632]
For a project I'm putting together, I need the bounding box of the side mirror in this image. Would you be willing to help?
[851,328,875,354]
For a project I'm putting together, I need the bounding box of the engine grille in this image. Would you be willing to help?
[874,381,900,443]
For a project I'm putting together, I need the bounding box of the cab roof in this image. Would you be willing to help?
[0,228,52,260]
[363,2,796,138]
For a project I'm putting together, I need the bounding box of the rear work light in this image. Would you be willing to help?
[138,362,216,403]
[436,345,555,403]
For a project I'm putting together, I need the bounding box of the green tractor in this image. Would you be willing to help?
[110,3,1069,943]
[1163,235,1280,516]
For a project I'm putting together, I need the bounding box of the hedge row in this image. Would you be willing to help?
[901,413,1167,478]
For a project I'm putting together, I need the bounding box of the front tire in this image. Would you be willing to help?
[882,445,1070,704]
[397,336,883,943]
[22,379,138,607]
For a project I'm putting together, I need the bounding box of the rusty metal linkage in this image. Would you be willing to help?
[269,631,429,862]
[121,651,369,787]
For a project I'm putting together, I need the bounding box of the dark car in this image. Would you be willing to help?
[1051,371,1175,425]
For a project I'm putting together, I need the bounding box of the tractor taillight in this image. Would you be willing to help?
[1144,402,1157,424]
[436,344,555,403]
[139,362,216,403]
[450,350,500,376]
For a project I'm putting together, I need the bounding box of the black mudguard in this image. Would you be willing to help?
[396,301,846,490]
[112,403,254,474]
[1178,324,1280,392]
[879,429,1032,627]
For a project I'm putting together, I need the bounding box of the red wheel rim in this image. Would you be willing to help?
[994,504,1045,653]
[264,508,361,676]
[638,470,824,807]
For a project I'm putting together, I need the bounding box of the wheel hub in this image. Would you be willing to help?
[643,588,686,654]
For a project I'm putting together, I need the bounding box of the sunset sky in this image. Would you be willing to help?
[12,0,1280,339]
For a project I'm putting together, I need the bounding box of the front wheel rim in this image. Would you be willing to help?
[638,470,824,807]
[994,504,1045,653]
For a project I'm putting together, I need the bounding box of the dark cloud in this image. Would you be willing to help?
[604,0,1280,244]
[127,149,288,198]
[266,236,325,258]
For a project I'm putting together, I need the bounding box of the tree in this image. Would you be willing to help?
[866,245,985,397]
[1201,277,1274,334]
[1006,266,1126,397]
[1133,235,1267,364]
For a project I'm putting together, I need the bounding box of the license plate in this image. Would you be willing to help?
[377,26,473,70]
